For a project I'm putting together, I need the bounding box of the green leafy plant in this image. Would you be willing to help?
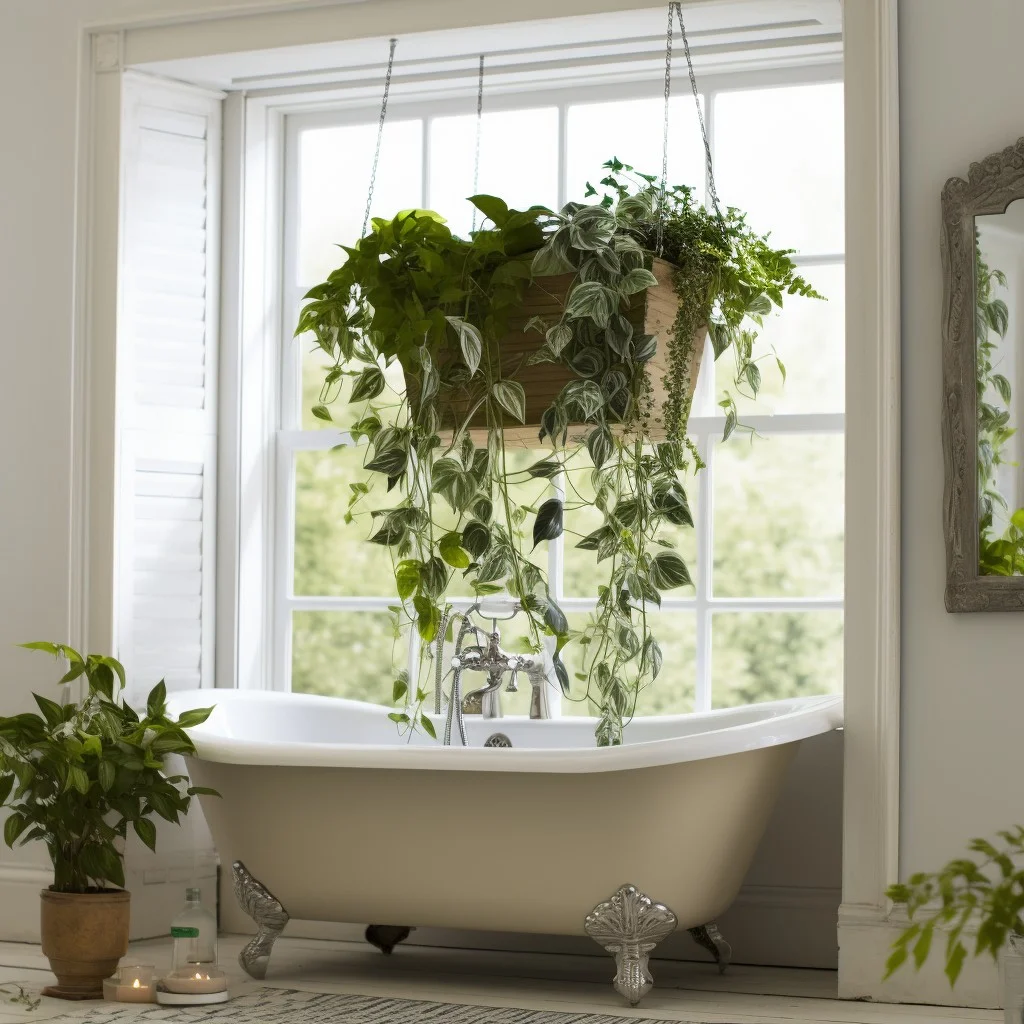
[0,643,216,893]
[887,827,1024,985]
[976,238,1024,576]
[298,159,818,744]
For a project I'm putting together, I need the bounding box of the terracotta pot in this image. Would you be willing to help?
[406,257,706,446]
[40,888,130,999]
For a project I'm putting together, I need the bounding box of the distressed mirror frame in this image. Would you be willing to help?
[942,137,1024,611]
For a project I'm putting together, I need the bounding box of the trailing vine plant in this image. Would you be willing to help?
[975,237,1024,576]
[298,159,819,745]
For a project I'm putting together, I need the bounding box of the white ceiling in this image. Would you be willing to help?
[137,0,842,93]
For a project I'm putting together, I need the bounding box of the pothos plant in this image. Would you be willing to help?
[0,643,216,892]
[886,827,1024,986]
[975,238,1024,576]
[298,159,818,745]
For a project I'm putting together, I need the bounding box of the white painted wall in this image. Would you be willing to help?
[0,0,840,958]
[899,0,1024,878]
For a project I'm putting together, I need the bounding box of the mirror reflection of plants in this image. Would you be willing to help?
[976,239,1024,575]
[886,827,1024,986]
[299,159,819,744]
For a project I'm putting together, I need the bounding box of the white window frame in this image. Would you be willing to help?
[268,62,845,712]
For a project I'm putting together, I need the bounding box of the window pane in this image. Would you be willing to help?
[297,119,424,285]
[566,96,706,204]
[560,611,696,717]
[562,449,699,598]
[292,610,403,701]
[714,83,844,255]
[714,263,845,416]
[711,610,842,707]
[294,447,398,597]
[712,434,843,598]
[428,108,558,237]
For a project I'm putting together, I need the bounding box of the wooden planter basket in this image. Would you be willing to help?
[408,258,706,447]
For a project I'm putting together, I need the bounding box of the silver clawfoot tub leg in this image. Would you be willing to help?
[365,925,412,954]
[233,861,290,979]
[688,922,732,973]
[584,884,678,1006]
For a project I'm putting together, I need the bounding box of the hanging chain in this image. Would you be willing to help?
[674,1,723,223]
[656,2,675,254]
[362,37,398,237]
[658,2,724,250]
[470,54,486,233]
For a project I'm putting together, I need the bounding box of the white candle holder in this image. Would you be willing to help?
[156,964,229,1006]
[102,964,157,1003]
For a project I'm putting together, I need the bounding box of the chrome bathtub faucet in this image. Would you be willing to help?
[452,623,552,721]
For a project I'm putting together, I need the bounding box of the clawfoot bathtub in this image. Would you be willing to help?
[167,690,842,1005]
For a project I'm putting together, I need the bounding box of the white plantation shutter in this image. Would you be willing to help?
[116,75,223,704]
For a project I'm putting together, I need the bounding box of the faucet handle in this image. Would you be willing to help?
[505,669,518,693]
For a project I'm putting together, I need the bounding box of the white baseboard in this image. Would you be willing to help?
[838,903,1001,1008]
[227,883,841,971]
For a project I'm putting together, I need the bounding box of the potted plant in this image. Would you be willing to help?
[0,642,215,999]
[298,159,819,745]
[886,828,1024,1003]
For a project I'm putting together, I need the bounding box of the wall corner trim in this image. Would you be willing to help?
[839,0,903,1002]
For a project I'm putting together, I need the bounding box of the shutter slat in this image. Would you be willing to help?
[135,495,204,521]
[134,471,204,499]
[135,385,206,409]
[130,272,208,300]
[134,571,202,597]
[137,106,207,139]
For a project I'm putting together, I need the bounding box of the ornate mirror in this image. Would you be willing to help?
[943,139,1024,610]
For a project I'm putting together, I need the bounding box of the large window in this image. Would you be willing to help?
[276,71,844,715]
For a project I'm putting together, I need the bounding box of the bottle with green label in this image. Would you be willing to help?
[170,888,217,970]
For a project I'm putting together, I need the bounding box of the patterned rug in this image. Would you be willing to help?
[61,987,708,1023]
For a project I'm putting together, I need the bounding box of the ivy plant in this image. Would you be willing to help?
[886,827,1024,986]
[298,159,818,744]
[0,643,216,893]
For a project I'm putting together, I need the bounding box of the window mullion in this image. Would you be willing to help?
[557,102,568,211]
[703,87,715,209]
[422,116,432,208]
[694,430,714,712]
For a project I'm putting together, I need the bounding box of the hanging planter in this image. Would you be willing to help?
[298,5,822,746]
[404,257,705,445]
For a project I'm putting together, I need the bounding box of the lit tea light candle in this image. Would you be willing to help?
[102,964,157,1003]
[161,965,228,995]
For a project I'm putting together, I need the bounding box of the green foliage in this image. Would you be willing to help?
[569,160,818,442]
[297,159,817,745]
[975,237,1024,576]
[0,643,216,893]
[887,827,1024,986]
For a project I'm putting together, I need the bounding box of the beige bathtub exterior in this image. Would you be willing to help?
[190,742,797,937]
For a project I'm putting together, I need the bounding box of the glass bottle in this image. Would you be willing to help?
[170,888,217,970]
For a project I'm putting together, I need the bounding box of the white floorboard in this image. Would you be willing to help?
[0,936,1002,1023]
